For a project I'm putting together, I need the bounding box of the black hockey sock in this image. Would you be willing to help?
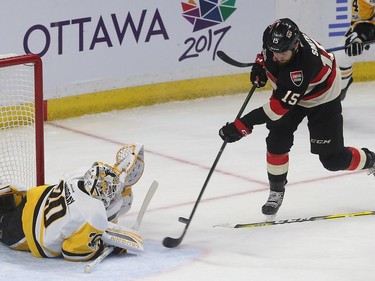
[269,180,287,192]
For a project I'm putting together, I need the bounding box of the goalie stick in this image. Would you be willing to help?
[84,180,159,273]
[214,210,375,229]
[162,84,258,249]
[217,40,375,68]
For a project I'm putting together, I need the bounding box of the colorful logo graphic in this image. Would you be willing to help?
[181,0,236,32]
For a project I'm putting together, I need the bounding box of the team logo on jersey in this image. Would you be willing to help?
[290,70,303,86]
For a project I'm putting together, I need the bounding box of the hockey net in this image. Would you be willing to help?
[0,54,44,189]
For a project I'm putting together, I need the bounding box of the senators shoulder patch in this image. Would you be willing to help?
[290,70,303,86]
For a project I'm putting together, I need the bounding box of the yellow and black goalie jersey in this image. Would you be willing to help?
[351,0,375,25]
[22,179,108,261]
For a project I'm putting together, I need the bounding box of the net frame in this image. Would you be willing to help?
[0,54,44,187]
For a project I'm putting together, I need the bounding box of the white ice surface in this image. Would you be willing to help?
[1,81,375,281]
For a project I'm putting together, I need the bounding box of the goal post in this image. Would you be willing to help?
[0,53,44,188]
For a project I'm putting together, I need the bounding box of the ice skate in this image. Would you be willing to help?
[262,190,285,219]
[363,148,375,177]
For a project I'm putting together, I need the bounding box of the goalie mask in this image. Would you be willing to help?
[83,162,121,209]
[116,144,145,187]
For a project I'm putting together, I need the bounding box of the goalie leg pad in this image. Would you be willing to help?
[0,184,27,210]
[0,197,27,248]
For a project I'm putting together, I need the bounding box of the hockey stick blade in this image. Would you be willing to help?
[163,235,184,248]
[178,217,189,224]
[214,210,375,229]
[162,217,190,248]
[217,50,254,68]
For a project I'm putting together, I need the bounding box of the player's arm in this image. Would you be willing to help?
[106,187,133,222]
[345,0,375,56]
[61,223,105,262]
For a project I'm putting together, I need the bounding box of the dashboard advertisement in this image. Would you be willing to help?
[0,0,360,100]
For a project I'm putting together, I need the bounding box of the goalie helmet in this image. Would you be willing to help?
[83,162,121,209]
[266,18,300,53]
[116,144,145,187]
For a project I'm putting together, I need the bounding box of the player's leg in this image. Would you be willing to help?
[335,50,354,101]
[263,108,306,216]
[308,96,375,172]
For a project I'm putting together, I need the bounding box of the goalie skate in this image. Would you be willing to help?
[0,183,26,211]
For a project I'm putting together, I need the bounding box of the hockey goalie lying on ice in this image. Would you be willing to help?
[0,144,145,261]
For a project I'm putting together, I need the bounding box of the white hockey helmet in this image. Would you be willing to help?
[83,162,121,209]
[115,144,145,187]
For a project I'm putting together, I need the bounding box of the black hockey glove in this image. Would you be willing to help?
[219,118,252,143]
[345,31,364,56]
[250,53,267,87]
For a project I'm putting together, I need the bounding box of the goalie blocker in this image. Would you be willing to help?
[102,222,144,253]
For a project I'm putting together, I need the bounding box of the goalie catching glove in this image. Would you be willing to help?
[105,144,145,222]
[115,144,144,187]
[219,118,253,143]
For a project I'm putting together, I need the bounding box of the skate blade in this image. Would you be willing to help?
[264,214,277,221]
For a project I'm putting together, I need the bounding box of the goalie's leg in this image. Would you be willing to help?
[0,183,27,211]
[0,184,29,250]
[0,197,27,250]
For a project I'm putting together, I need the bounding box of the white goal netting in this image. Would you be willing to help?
[0,54,44,189]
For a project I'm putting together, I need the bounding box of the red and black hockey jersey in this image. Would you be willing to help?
[241,29,341,127]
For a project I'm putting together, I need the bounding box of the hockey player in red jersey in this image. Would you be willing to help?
[0,144,144,261]
[336,0,375,100]
[219,18,375,218]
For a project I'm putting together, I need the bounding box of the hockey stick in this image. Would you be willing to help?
[131,180,159,230]
[162,84,258,248]
[217,50,253,67]
[326,39,375,52]
[217,40,375,68]
[214,210,375,229]
[84,246,114,273]
[84,180,159,273]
